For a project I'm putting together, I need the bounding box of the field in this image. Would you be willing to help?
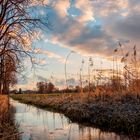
[11,92,140,137]
[0,95,19,140]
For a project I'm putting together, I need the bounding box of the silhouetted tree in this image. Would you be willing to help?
[37,82,45,94]
[47,82,55,93]
[36,82,55,93]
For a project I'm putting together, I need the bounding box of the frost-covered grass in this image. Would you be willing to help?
[11,92,140,137]
[0,95,19,140]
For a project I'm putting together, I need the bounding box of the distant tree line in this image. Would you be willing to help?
[36,82,95,94]
[36,82,55,93]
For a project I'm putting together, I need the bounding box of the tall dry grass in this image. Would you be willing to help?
[78,44,140,98]
[0,95,20,140]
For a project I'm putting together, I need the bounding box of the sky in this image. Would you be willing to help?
[15,0,140,90]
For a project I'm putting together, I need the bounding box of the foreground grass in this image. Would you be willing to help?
[11,92,140,137]
[0,95,19,140]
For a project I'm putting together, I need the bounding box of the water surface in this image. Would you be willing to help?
[11,99,136,140]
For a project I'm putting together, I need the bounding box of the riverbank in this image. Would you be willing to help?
[0,95,20,140]
[11,92,140,137]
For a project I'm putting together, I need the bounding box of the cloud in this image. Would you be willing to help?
[54,0,70,18]
[67,78,77,86]
[34,48,66,63]
[14,83,37,90]
[43,3,116,56]
[36,75,48,81]
[29,0,49,7]
[29,0,140,59]
[42,0,140,57]
[109,11,140,41]
[74,0,95,22]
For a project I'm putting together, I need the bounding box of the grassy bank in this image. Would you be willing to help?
[0,95,20,140]
[11,92,140,137]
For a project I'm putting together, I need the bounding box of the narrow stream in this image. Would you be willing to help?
[11,99,135,140]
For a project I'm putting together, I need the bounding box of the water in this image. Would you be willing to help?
[10,99,136,140]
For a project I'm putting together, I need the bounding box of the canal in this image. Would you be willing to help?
[11,99,135,140]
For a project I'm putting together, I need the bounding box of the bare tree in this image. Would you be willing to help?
[0,0,48,94]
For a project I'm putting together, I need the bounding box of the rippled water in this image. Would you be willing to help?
[10,99,135,140]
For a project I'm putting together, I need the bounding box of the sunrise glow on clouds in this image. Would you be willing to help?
[16,0,140,90]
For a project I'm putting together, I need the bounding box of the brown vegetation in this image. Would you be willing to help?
[0,95,19,140]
